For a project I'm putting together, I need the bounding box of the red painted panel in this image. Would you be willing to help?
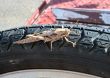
[26,0,110,25]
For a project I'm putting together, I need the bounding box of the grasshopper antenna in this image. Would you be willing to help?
[70,20,80,35]
[62,25,64,29]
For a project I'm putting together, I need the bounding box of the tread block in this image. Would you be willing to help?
[96,34,110,48]
[0,24,110,55]
[0,29,25,44]
[27,27,40,34]
[69,29,82,42]
[80,30,100,45]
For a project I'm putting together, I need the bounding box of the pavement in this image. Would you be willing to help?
[0,0,43,31]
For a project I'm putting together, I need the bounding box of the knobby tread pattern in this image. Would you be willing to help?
[0,23,110,55]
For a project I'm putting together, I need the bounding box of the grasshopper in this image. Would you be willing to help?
[14,28,76,51]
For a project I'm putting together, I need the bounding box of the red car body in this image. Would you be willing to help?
[26,0,110,25]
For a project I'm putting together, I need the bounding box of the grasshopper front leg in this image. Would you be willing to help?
[50,41,53,51]
[64,37,76,47]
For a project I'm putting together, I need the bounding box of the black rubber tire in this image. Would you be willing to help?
[0,24,110,78]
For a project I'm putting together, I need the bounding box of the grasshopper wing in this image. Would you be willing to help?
[13,36,44,44]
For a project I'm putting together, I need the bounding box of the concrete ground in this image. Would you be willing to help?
[0,0,43,31]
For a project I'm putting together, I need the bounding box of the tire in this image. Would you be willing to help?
[0,24,110,78]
